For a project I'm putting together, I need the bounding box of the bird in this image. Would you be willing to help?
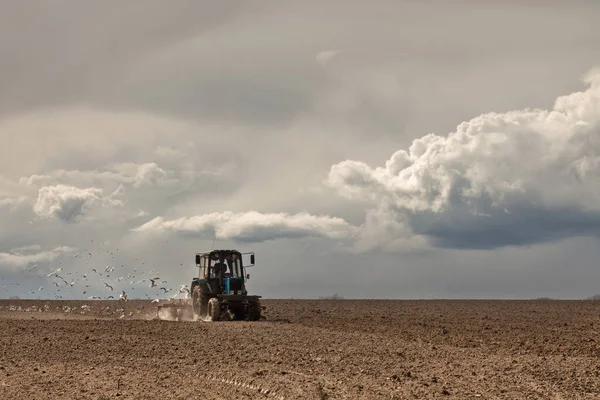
[104,283,114,291]
[47,268,62,277]
[179,285,190,295]
[25,263,38,272]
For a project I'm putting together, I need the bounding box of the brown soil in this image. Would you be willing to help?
[0,299,599,399]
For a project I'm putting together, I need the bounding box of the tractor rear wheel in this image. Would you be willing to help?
[192,286,201,315]
[246,300,261,321]
[207,297,221,321]
[192,286,208,318]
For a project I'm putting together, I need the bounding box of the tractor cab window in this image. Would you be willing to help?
[225,254,243,278]
[208,259,226,279]
[201,253,243,279]
[199,255,210,278]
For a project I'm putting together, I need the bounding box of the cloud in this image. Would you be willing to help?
[8,244,42,254]
[0,196,27,210]
[19,162,170,189]
[132,211,358,243]
[33,185,103,223]
[316,50,341,66]
[327,67,600,250]
[0,245,75,267]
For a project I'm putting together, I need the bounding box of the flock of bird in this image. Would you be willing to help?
[2,239,192,301]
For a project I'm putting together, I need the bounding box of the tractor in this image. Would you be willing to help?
[190,249,262,321]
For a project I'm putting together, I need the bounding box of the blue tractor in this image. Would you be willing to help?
[190,249,262,321]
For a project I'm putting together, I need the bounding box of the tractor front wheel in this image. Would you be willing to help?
[207,297,221,321]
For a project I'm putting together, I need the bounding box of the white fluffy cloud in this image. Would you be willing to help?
[0,245,75,267]
[132,211,358,243]
[33,185,103,223]
[328,68,600,250]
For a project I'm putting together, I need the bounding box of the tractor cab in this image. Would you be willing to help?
[194,249,255,296]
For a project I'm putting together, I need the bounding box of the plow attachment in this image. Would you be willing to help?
[156,299,195,321]
[155,297,267,322]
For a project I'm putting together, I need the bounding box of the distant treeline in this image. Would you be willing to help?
[534,295,600,301]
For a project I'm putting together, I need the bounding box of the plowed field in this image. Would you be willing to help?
[0,299,599,399]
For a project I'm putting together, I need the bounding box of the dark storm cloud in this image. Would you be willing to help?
[409,206,600,250]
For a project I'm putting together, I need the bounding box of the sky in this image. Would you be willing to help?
[1,0,600,300]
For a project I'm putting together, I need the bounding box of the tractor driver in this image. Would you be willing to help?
[212,261,227,279]
[224,257,234,277]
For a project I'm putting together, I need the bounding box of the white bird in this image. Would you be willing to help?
[47,268,62,277]
[104,282,114,291]
[159,287,171,294]
[179,285,190,295]
[25,263,38,272]
[149,279,157,288]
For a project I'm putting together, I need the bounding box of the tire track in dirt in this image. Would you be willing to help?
[204,373,286,399]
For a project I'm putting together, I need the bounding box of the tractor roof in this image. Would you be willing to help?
[196,249,242,256]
